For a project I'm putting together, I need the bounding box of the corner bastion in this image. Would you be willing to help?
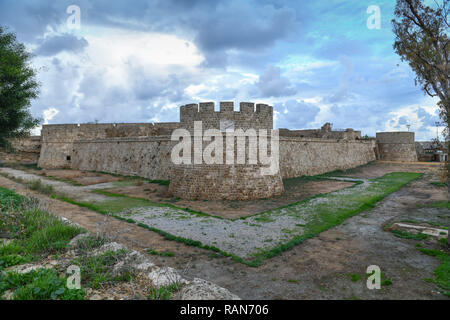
[168,102,284,201]
[376,132,418,162]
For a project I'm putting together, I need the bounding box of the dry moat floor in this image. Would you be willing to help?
[0,161,448,299]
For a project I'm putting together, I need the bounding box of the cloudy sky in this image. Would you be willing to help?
[0,0,445,140]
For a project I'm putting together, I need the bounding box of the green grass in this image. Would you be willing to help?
[430,181,448,188]
[0,188,83,269]
[392,230,428,240]
[145,248,175,257]
[147,283,180,300]
[0,268,85,300]
[71,249,132,289]
[26,179,54,195]
[418,248,450,297]
[432,201,450,209]
[347,273,361,282]
[54,190,215,219]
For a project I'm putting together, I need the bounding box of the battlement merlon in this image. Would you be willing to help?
[179,101,273,120]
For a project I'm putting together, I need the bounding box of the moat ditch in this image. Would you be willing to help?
[0,161,448,299]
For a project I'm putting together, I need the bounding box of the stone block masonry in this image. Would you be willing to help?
[171,102,283,200]
[180,102,273,131]
[376,132,418,162]
[38,122,179,169]
[72,137,175,180]
[279,137,377,178]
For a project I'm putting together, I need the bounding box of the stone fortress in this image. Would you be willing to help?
[2,102,419,200]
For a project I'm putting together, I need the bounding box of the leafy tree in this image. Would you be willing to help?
[392,0,449,246]
[392,0,449,135]
[0,26,40,150]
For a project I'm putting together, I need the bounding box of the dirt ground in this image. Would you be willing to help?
[0,161,448,299]
[32,169,124,186]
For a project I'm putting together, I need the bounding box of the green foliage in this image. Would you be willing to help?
[71,249,131,289]
[0,188,82,268]
[145,248,174,257]
[347,273,361,282]
[432,201,450,209]
[392,0,449,152]
[147,283,180,300]
[0,186,27,210]
[392,229,428,240]
[73,235,106,253]
[0,269,84,300]
[0,26,40,148]
[430,181,448,187]
[381,279,393,286]
[27,179,54,195]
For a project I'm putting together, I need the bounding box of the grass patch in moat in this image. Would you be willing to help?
[0,188,86,300]
[0,188,83,270]
[392,230,428,240]
[419,247,450,297]
[432,201,450,209]
[430,181,448,188]
[54,190,215,219]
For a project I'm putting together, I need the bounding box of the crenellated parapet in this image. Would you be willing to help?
[180,101,273,131]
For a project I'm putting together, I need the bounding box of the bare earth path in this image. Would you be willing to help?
[0,162,448,299]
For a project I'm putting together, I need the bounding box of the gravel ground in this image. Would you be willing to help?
[119,179,375,259]
[0,167,111,202]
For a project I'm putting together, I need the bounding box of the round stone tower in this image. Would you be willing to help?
[168,102,284,200]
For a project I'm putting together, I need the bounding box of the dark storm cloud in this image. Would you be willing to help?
[34,34,88,56]
[257,66,296,98]
[274,100,320,129]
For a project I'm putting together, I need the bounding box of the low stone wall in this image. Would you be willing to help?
[279,137,376,178]
[71,137,175,180]
[0,136,41,164]
[376,132,417,162]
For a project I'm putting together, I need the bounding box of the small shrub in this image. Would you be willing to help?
[3,269,85,300]
[147,283,180,300]
[27,179,54,195]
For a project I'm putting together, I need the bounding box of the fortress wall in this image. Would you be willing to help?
[70,135,377,187]
[38,122,179,169]
[71,137,175,180]
[279,137,377,178]
[376,132,417,161]
[279,129,362,140]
